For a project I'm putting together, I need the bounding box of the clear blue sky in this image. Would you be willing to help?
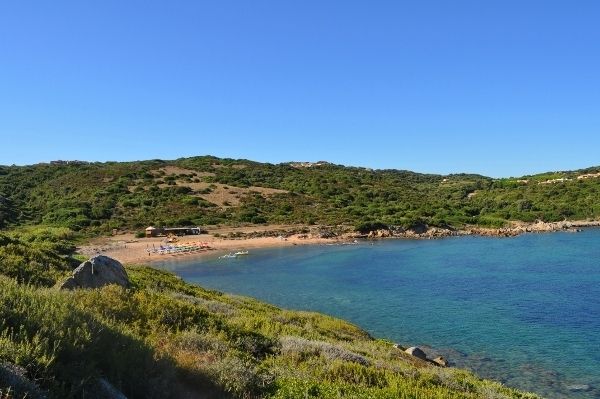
[1,1,599,177]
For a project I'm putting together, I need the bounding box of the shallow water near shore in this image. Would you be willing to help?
[153,229,600,399]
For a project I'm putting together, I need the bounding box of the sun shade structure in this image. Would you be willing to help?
[145,226,202,237]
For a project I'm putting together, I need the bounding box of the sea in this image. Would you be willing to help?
[152,229,600,399]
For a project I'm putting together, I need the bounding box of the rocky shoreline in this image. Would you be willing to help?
[358,220,600,240]
[214,220,600,242]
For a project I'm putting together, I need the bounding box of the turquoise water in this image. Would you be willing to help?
[153,230,600,398]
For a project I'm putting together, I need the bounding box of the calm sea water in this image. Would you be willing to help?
[153,230,600,399]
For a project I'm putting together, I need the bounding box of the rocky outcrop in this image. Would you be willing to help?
[407,223,428,235]
[404,346,427,360]
[0,362,46,399]
[433,356,448,367]
[60,255,129,290]
[317,229,338,239]
[367,229,392,238]
[361,219,600,240]
[400,346,451,367]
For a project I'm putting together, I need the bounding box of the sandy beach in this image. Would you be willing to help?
[77,225,349,265]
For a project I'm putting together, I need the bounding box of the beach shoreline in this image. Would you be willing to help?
[76,220,600,265]
[77,225,350,265]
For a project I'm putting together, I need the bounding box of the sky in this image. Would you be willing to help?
[0,1,599,177]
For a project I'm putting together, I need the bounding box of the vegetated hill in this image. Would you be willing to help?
[1,156,600,233]
[0,232,541,399]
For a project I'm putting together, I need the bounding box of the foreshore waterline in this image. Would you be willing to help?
[79,219,600,266]
[150,230,600,399]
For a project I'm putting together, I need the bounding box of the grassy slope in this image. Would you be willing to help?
[0,265,541,399]
[1,156,600,233]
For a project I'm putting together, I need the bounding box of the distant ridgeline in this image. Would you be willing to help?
[1,156,600,233]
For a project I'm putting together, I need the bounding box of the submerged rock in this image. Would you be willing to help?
[566,384,592,392]
[404,346,427,360]
[60,255,129,290]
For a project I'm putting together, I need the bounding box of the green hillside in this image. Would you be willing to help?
[1,156,600,233]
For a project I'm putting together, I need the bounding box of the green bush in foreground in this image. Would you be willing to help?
[0,263,541,399]
[0,230,74,287]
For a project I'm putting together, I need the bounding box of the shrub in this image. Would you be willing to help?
[206,356,273,396]
[0,234,72,286]
[355,222,388,234]
[280,336,369,366]
[0,278,177,398]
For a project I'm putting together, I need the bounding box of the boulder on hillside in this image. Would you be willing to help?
[404,346,427,360]
[60,255,129,290]
[0,362,46,399]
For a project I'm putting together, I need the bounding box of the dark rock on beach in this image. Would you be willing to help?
[60,255,129,290]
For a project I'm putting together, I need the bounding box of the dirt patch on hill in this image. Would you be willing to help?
[211,163,247,169]
[151,181,288,207]
[155,166,215,177]
[196,184,287,207]
[129,166,287,207]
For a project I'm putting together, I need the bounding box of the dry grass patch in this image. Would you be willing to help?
[157,166,200,176]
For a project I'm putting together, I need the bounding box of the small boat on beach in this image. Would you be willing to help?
[234,251,249,256]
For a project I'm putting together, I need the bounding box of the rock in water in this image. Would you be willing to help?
[566,384,591,392]
[433,356,448,367]
[60,255,129,290]
[404,346,427,360]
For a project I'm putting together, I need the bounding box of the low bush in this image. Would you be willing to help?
[280,336,369,366]
[0,233,72,286]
